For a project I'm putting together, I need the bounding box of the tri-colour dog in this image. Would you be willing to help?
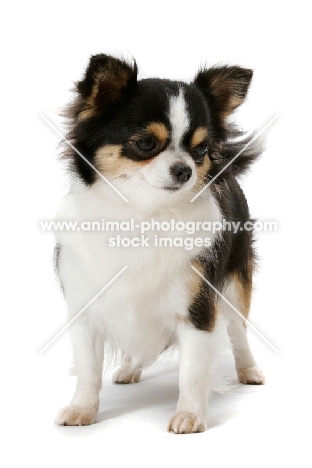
[55,54,265,433]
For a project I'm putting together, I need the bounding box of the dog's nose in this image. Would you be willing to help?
[170,163,192,184]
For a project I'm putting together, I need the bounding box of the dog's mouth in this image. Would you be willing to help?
[145,182,183,194]
[164,186,181,192]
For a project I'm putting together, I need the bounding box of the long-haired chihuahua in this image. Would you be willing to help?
[54,54,264,433]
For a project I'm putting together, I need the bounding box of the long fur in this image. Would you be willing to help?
[54,54,266,433]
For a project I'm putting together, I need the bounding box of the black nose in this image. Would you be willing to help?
[170,163,192,184]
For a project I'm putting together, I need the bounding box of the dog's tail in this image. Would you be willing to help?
[211,128,266,179]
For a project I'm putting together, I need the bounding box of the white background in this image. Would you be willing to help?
[1,1,312,467]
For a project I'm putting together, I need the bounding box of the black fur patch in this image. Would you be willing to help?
[188,176,256,331]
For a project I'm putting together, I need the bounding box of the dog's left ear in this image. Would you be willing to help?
[194,66,253,121]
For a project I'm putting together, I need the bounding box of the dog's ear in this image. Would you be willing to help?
[76,54,138,117]
[194,66,253,121]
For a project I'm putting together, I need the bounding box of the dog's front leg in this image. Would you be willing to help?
[168,322,221,434]
[56,320,104,426]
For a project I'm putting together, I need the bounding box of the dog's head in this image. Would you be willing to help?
[64,54,253,204]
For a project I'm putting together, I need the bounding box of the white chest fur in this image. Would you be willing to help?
[56,180,222,361]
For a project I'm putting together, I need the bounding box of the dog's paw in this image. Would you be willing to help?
[168,412,206,434]
[238,366,265,385]
[55,406,97,426]
[112,366,142,384]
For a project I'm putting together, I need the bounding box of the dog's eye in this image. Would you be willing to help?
[136,137,157,152]
[194,144,208,157]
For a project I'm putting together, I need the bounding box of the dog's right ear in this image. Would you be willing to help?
[76,54,138,119]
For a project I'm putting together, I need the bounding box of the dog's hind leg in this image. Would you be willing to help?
[112,355,142,384]
[228,318,265,384]
[225,275,265,385]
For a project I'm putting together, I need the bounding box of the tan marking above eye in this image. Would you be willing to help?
[145,122,169,143]
[129,122,169,153]
[190,127,209,148]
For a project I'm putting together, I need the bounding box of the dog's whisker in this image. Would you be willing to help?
[98,177,130,196]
